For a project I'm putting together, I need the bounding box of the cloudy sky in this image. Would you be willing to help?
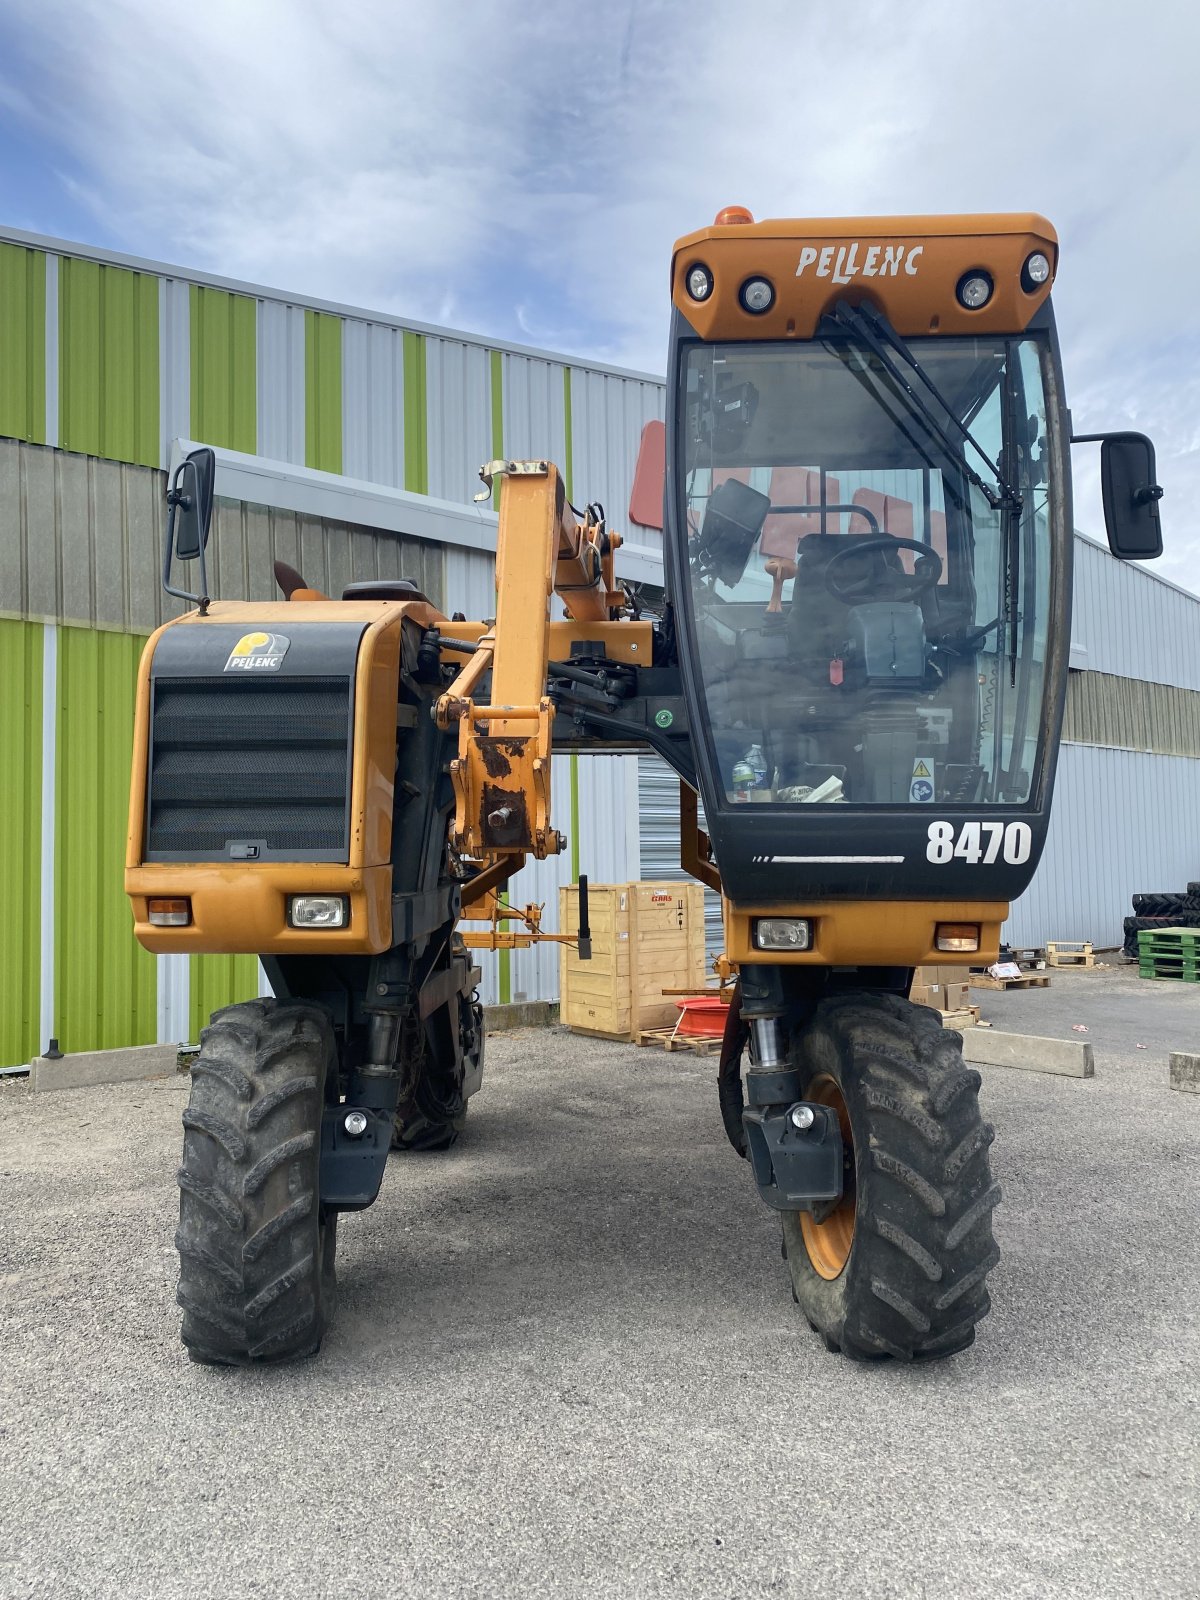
[1,0,1195,586]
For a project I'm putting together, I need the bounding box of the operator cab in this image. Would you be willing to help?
[662,211,1162,905]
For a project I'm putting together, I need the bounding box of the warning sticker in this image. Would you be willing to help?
[909,757,935,804]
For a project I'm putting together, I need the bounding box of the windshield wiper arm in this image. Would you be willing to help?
[823,301,1023,514]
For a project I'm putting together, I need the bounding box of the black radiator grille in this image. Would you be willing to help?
[146,677,353,859]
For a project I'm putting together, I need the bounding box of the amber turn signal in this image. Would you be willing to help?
[714,205,754,226]
[148,897,191,927]
[935,923,980,953]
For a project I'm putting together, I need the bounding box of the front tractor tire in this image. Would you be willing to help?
[176,998,337,1366]
[782,994,1001,1362]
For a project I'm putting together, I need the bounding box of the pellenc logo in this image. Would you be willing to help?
[224,631,290,672]
[796,242,924,285]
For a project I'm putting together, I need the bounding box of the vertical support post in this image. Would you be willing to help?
[39,622,57,1056]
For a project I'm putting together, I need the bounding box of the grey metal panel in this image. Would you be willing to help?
[257,300,305,464]
[159,278,190,469]
[0,440,444,628]
[569,367,666,563]
[445,547,497,621]
[426,336,492,504]
[1008,743,1200,948]
[342,320,404,488]
[0,223,662,385]
[637,753,723,965]
[1064,670,1200,757]
[1071,535,1200,690]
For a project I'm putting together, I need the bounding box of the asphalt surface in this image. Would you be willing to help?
[1,964,1198,1599]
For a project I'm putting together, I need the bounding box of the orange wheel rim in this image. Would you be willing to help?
[799,1075,855,1280]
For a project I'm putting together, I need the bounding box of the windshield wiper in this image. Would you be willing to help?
[822,301,1023,515]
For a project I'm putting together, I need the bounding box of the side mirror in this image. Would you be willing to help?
[163,446,217,611]
[628,420,666,531]
[1074,431,1163,561]
[171,447,216,559]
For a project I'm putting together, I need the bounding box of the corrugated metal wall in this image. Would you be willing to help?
[0,439,443,627]
[0,619,43,1065]
[1071,537,1200,690]
[1064,670,1200,757]
[54,626,157,1051]
[637,754,724,966]
[1008,743,1200,948]
[59,257,159,468]
[0,241,46,445]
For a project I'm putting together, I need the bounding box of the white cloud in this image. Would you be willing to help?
[2,0,1196,578]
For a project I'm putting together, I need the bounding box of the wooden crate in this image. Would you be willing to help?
[559,882,707,1041]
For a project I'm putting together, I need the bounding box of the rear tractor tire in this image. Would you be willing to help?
[782,993,1000,1361]
[176,998,337,1366]
[391,992,484,1153]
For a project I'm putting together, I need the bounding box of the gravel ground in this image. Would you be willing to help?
[1,964,1198,1599]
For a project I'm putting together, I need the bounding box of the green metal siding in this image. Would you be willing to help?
[59,258,159,468]
[55,626,156,1052]
[190,955,260,1040]
[0,244,46,445]
[190,286,256,454]
[305,310,343,474]
[403,332,428,493]
[0,620,42,1066]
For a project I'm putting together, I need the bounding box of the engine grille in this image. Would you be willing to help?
[145,677,353,860]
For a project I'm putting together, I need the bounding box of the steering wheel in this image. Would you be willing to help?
[823,537,943,604]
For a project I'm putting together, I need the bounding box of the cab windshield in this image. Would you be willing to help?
[680,333,1054,808]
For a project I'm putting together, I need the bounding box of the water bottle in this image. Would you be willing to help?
[747,744,768,788]
[732,758,755,802]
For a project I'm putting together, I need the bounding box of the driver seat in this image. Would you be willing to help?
[785,532,907,677]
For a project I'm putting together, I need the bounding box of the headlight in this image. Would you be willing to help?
[739,276,775,314]
[288,895,349,929]
[686,263,714,302]
[754,918,811,950]
[956,271,993,311]
[1022,251,1051,292]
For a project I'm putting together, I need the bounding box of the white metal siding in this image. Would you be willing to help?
[502,353,567,468]
[159,279,189,468]
[569,368,665,561]
[342,320,405,488]
[1070,537,1200,690]
[257,301,305,464]
[426,337,492,504]
[1007,743,1200,948]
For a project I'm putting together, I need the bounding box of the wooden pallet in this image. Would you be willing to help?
[1003,946,1046,970]
[635,1026,723,1056]
[1139,961,1200,983]
[1045,941,1094,968]
[969,972,1052,991]
[939,1005,980,1029]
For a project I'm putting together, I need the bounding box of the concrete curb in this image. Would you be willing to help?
[483,1001,559,1033]
[21,1003,562,1092]
[1169,1052,1200,1094]
[29,1044,183,1094]
[961,1029,1094,1079]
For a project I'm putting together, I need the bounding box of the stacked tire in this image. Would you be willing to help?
[1123,883,1200,959]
